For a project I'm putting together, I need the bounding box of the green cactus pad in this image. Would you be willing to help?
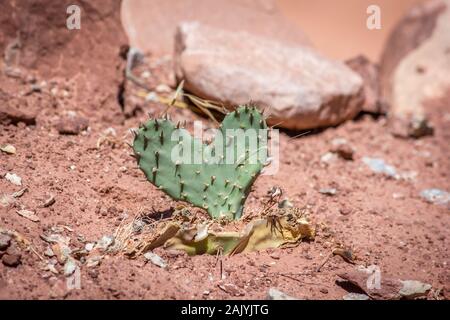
[132,105,268,220]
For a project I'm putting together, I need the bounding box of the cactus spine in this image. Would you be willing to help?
[132,105,268,220]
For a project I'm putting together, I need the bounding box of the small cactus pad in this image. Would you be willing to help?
[132,105,268,220]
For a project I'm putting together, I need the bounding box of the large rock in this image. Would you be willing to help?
[121,0,311,55]
[0,233,11,251]
[174,22,364,131]
[0,0,127,124]
[379,0,450,137]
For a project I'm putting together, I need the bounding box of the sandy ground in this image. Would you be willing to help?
[0,0,448,300]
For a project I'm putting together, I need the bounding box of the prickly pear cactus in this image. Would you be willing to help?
[132,105,268,220]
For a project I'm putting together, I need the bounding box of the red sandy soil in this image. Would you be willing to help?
[0,72,448,299]
[278,0,423,61]
[0,0,448,300]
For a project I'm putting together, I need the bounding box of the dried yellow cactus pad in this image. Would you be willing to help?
[125,211,314,257]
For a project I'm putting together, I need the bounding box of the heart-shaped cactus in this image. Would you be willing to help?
[132,105,268,220]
